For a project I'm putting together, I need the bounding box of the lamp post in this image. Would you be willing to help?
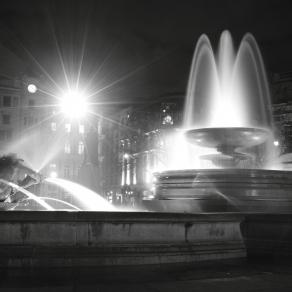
[27,84,37,94]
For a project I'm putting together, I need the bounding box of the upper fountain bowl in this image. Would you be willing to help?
[185,127,271,150]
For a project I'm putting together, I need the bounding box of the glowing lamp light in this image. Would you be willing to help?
[274,140,279,147]
[27,84,37,93]
[49,171,58,178]
[60,90,88,118]
[123,153,130,159]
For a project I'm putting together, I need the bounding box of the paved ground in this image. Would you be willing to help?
[1,259,292,291]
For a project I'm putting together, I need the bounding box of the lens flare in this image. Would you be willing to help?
[60,90,88,118]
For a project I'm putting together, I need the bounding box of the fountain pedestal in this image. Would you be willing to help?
[185,127,271,168]
[150,169,292,213]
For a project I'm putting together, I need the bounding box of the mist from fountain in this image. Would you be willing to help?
[0,179,54,210]
[45,177,115,211]
[0,131,63,173]
[151,30,292,213]
[184,30,272,130]
[159,31,276,171]
[13,197,82,211]
[5,178,116,211]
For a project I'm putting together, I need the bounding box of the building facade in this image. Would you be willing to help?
[272,72,292,154]
[115,96,184,205]
[1,70,292,207]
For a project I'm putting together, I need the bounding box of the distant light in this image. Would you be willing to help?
[79,124,85,134]
[49,171,58,178]
[274,140,279,146]
[60,90,88,118]
[124,153,130,159]
[162,115,173,125]
[27,84,37,93]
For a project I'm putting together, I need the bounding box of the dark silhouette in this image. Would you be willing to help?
[0,154,42,202]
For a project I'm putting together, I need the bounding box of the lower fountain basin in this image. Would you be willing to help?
[0,211,244,267]
[149,169,292,213]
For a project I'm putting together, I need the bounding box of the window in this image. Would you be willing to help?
[49,165,58,178]
[51,122,57,131]
[133,160,137,185]
[126,162,130,185]
[78,141,84,154]
[64,166,70,178]
[6,130,11,140]
[13,97,19,107]
[0,130,12,140]
[79,124,84,134]
[2,96,12,107]
[0,130,5,140]
[28,99,35,106]
[65,123,71,133]
[285,127,292,136]
[24,116,34,126]
[64,142,71,154]
[2,114,11,125]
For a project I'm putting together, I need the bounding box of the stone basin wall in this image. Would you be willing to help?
[0,211,245,267]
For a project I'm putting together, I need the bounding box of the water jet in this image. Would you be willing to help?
[150,31,292,213]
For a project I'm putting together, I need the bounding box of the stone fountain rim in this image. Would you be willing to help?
[154,168,292,178]
[184,126,271,148]
[0,210,244,223]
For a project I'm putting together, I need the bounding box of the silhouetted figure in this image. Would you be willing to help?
[0,154,42,203]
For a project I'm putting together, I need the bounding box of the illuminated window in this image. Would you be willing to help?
[79,124,84,134]
[64,142,71,154]
[65,123,71,133]
[51,122,57,131]
[78,141,84,154]
[126,163,130,185]
[133,160,137,185]
[121,159,125,186]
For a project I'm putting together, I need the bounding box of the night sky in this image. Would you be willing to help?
[0,0,291,105]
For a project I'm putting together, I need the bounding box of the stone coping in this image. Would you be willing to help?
[155,168,292,179]
[0,211,244,223]
[244,213,292,222]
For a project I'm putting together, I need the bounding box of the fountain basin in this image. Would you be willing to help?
[0,211,245,267]
[150,169,292,213]
[185,127,270,150]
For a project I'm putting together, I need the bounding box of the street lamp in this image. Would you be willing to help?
[123,153,130,159]
[59,90,88,119]
[49,171,58,178]
[27,84,37,93]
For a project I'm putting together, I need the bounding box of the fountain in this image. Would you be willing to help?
[151,31,292,213]
[1,31,291,271]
